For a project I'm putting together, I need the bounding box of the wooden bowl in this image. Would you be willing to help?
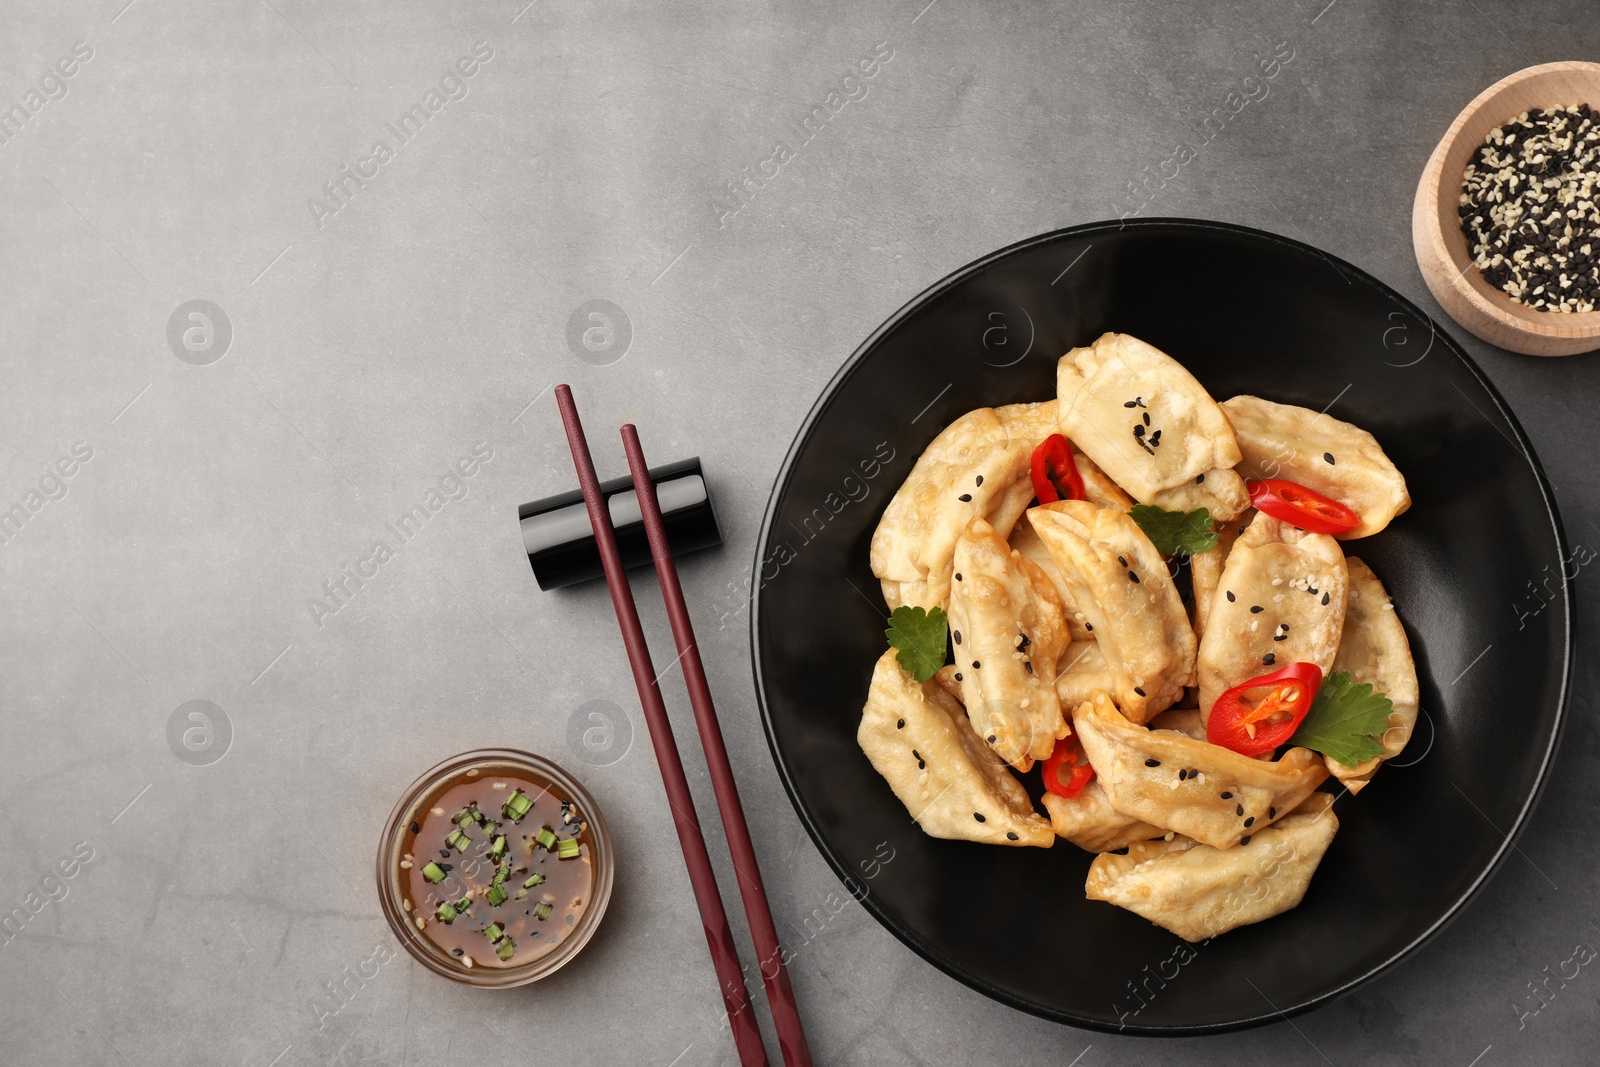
[1412,61,1600,356]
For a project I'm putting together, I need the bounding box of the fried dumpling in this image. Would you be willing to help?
[1085,792,1338,941]
[1325,558,1420,792]
[1056,333,1241,502]
[871,407,1034,610]
[949,517,1070,770]
[1010,516,1094,643]
[1196,512,1349,723]
[1053,641,1117,707]
[1074,451,1136,512]
[1042,777,1166,853]
[1029,501,1196,723]
[1220,394,1410,539]
[1188,514,1245,643]
[858,650,1054,847]
[1147,468,1251,522]
[1071,692,1329,848]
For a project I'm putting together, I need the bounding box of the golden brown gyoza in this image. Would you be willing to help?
[1085,792,1338,941]
[1053,641,1116,708]
[858,650,1054,847]
[1043,702,1207,852]
[1008,517,1094,644]
[1220,394,1410,539]
[1324,558,1420,792]
[949,517,1070,770]
[1029,501,1196,723]
[1188,514,1247,643]
[1056,333,1242,502]
[870,407,1035,611]
[1042,778,1166,853]
[1071,692,1329,848]
[1148,468,1252,522]
[1196,512,1349,723]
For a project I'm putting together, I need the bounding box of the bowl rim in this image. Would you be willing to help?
[749,216,1573,1034]
[1414,59,1600,338]
[374,747,616,988]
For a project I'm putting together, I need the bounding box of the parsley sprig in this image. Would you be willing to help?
[1129,504,1219,556]
[1289,671,1393,765]
[885,605,949,683]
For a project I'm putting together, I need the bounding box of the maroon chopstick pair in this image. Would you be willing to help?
[554,385,812,1067]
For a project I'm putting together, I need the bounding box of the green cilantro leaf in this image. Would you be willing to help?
[1128,504,1219,557]
[885,605,949,683]
[1288,671,1392,766]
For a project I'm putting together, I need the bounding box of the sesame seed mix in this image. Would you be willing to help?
[1460,104,1600,313]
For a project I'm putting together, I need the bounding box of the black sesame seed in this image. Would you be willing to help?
[1196,473,1206,484]
[1324,452,1336,464]
[975,474,984,486]
[440,850,450,859]
[953,629,962,645]
[1143,412,1151,427]
[1250,605,1263,614]
[1006,831,1019,841]
[1225,590,1236,602]
[1133,424,1146,437]
[973,812,986,823]
[451,948,464,957]
[1084,623,1093,632]
[1269,806,1277,818]
[1145,758,1161,767]
[1236,803,1244,816]
[1240,835,1252,846]
[1024,662,1033,673]
[1128,571,1140,583]
[1321,591,1330,605]
[1244,816,1255,827]
[1134,686,1146,696]
[1117,555,1128,566]
[972,661,981,669]
[1124,400,1138,408]
[1274,634,1288,642]
[1220,791,1233,799]
[955,573,962,581]
[958,493,972,502]
[1262,653,1275,665]
[954,673,963,681]
[987,734,997,743]
[1136,396,1146,407]
[896,718,905,729]
[1177,769,1187,780]
[410,821,420,835]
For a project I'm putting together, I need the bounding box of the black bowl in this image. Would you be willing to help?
[750,219,1571,1034]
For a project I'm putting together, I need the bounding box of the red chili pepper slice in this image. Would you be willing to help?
[1030,434,1086,504]
[1206,661,1324,757]
[1041,733,1095,798]
[1246,478,1360,535]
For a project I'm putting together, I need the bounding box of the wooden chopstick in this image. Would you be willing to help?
[621,423,815,1067]
[554,386,769,1067]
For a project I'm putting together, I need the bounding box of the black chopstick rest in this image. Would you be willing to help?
[518,457,722,590]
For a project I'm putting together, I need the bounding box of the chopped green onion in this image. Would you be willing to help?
[557,838,582,860]
[454,807,476,830]
[421,861,446,884]
[502,789,534,821]
[523,874,545,888]
[485,884,507,907]
[445,829,472,852]
[435,901,459,923]
[454,895,472,913]
[534,902,553,921]
[535,826,558,851]
[483,923,504,942]
[496,937,516,961]
[489,835,507,860]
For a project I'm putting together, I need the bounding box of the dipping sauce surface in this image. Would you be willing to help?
[400,764,593,969]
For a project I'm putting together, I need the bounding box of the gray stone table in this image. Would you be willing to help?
[1,1,1596,1064]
